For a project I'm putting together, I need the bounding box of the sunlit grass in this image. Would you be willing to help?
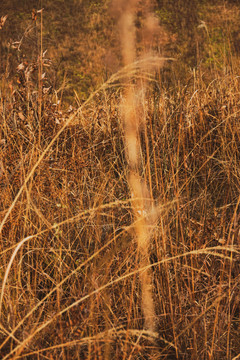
[0,3,240,359]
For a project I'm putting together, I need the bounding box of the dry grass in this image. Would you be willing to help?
[0,2,240,360]
[117,0,159,334]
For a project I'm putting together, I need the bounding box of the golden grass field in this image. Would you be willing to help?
[0,1,240,359]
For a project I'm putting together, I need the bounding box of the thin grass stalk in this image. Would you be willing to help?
[118,0,157,332]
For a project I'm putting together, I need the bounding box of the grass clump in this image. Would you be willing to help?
[0,2,240,359]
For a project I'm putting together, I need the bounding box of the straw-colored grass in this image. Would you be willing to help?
[0,1,240,359]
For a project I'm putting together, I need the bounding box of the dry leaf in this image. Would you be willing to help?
[18,112,25,121]
[0,15,8,30]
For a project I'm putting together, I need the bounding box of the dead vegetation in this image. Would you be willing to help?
[0,1,240,359]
